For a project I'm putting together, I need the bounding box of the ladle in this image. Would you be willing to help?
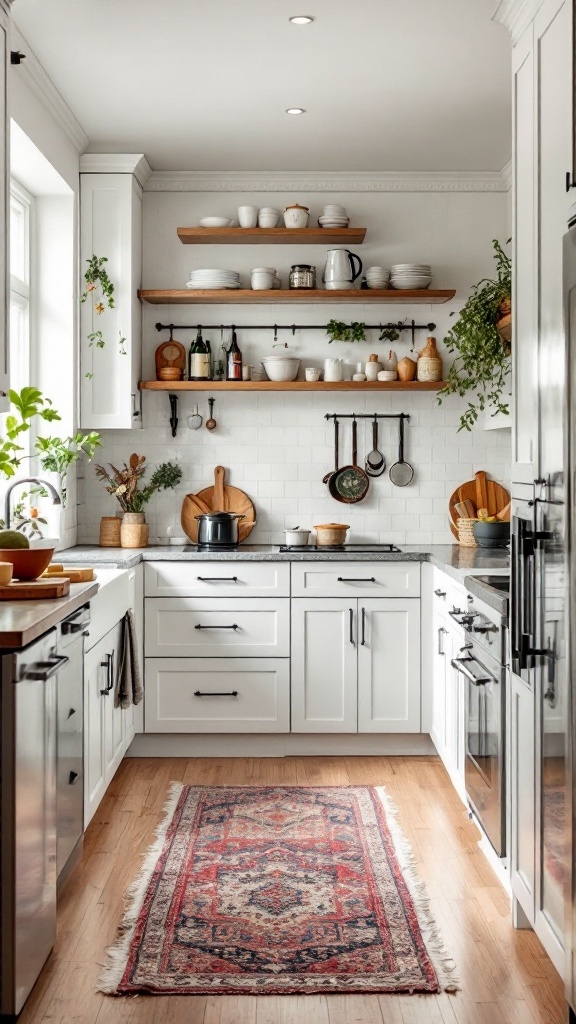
[365,417,385,476]
[206,397,217,431]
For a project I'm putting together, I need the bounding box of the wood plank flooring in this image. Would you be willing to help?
[18,755,566,1024]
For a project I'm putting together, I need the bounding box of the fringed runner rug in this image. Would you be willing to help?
[100,785,458,996]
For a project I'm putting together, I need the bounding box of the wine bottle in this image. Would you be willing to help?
[226,330,243,381]
[189,327,210,380]
[205,338,213,380]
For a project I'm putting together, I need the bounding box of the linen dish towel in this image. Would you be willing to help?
[116,609,143,708]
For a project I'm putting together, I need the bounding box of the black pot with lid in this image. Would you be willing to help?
[194,511,245,549]
[289,264,316,289]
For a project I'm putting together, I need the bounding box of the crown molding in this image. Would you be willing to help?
[10,26,89,153]
[144,169,509,194]
[492,0,543,43]
[80,153,152,189]
[500,159,512,190]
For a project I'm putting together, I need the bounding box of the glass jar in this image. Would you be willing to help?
[289,264,316,289]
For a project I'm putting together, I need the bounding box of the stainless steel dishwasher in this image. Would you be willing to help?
[0,605,89,1018]
[56,605,90,885]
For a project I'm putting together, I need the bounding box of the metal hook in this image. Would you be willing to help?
[169,325,174,341]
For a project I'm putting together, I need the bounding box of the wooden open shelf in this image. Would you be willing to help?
[138,288,456,305]
[139,380,444,393]
[177,226,367,245]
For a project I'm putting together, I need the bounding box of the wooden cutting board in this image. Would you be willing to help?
[181,466,256,544]
[0,579,71,600]
[448,471,510,539]
[43,566,95,583]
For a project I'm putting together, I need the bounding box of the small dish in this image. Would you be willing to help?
[198,217,233,228]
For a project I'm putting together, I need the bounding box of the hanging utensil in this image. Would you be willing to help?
[389,417,414,486]
[206,397,217,431]
[329,417,370,503]
[187,404,203,430]
[365,417,386,477]
[323,418,339,485]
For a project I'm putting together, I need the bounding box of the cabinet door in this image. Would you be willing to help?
[357,599,421,733]
[510,671,536,925]
[84,636,107,826]
[512,24,538,483]
[0,4,9,410]
[431,607,448,756]
[291,599,357,733]
[79,171,142,429]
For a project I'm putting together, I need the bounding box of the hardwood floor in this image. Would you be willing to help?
[19,755,566,1024]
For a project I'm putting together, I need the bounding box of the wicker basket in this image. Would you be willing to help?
[457,518,477,548]
[120,513,149,549]
[99,516,121,547]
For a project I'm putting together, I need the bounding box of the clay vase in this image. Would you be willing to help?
[120,512,149,549]
[397,356,417,382]
[417,336,443,382]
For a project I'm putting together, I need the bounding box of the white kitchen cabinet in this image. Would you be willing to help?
[79,155,150,429]
[429,570,467,798]
[145,561,290,598]
[290,599,357,733]
[431,605,448,753]
[145,597,290,658]
[291,596,420,734]
[145,658,290,733]
[357,599,420,733]
[84,621,124,826]
[291,562,420,599]
[0,2,9,411]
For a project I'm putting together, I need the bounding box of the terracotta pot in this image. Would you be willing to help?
[397,356,417,382]
[314,523,350,546]
[120,512,149,549]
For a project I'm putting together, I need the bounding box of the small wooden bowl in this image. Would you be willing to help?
[159,367,183,381]
[314,523,350,546]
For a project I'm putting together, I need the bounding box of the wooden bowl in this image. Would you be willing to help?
[314,523,350,546]
[159,367,183,381]
[0,547,55,580]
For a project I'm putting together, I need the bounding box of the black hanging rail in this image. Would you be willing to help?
[155,319,436,334]
[324,413,410,421]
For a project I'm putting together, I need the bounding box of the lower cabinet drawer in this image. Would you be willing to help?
[291,561,421,598]
[145,598,289,657]
[145,658,290,733]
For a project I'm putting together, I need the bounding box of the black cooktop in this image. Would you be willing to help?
[277,543,402,553]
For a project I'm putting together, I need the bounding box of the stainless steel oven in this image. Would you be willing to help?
[452,637,506,856]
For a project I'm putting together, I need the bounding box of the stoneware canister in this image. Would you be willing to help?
[365,354,381,381]
[99,515,121,547]
[417,336,443,382]
[120,512,149,549]
[397,355,417,382]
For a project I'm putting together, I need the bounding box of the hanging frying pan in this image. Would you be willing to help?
[329,417,370,503]
[389,417,414,486]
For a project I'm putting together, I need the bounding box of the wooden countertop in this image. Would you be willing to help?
[0,580,100,649]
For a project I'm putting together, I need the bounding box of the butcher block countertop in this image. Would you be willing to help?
[0,579,99,649]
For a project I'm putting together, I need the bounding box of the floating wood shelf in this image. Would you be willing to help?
[177,226,367,245]
[138,288,456,306]
[139,380,444,393]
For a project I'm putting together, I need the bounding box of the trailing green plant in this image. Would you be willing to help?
[95,454,183,514]
[437,239,512,431]
[326,319,367,343]
[35,431,102,505]
[81,255,127,375]
[378,321,405,344]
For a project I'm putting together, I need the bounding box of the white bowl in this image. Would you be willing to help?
[258,214,280,228]
[198,217,233,228]
[284,529,311,546]
[262,356,301,382]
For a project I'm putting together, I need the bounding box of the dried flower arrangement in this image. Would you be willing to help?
[95,454,183,513]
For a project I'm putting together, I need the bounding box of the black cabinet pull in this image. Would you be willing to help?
[67,707,76,719]
[361,607,366,646]
[337,576,376,583]
[434,589,446,597]
[100,652,114,695]
[567,171,576,191]
[197,576,238,582]
[69,771,79,785]
[194,623,239,630]
[194,690,239,697]
[349,607,354,645]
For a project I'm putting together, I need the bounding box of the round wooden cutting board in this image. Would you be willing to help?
[448,470,510,539]
[181,466,256,543]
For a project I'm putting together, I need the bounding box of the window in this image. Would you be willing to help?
[9,180,33,400]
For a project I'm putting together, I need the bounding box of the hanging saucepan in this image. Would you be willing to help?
[328,417,370,503]
[388,417,414,486]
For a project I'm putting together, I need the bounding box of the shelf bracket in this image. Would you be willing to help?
[168,393,178,437]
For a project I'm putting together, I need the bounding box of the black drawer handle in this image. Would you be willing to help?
[361,606,366,645]
[194,623,239,630]
[337,576,376,583]
[434,589,446,597]
[197,576,239,582]
[69,770,80,786]
[67,707,76,719]
[349,607,354,645]
[194,690,239,697]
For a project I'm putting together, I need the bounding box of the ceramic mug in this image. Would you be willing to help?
[238,205,259,228]
[305,367,320,382]
[324,357,343,382]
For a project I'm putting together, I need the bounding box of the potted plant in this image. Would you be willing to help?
[437,239,511,431]
[94,454,183,548]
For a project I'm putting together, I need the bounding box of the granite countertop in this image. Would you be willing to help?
[57,543,510,580]
[0,579,99,649]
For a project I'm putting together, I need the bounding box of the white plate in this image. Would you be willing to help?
[198,217,233,228]
[186,282,240,290]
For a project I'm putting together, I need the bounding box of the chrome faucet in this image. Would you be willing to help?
[4,477,62,530]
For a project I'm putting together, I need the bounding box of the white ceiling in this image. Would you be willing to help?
[12,0,511,173]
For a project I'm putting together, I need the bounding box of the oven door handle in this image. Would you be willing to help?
[450,656,491,687]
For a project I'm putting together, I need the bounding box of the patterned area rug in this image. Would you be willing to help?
[100,785,458,996]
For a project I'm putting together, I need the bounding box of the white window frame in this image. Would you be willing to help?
[9,180,36,474]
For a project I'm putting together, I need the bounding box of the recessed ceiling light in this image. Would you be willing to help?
[285,107,306,115]
[289,15,315,24]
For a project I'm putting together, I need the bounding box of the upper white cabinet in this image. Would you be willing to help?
[0,2,10,411]
[79,154,150,429]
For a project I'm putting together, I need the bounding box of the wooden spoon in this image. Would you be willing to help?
[206,397,217,431]
[214,465,226,511]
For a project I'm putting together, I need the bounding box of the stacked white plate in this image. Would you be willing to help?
[186,269,240,290]
[319,203,349,228]
[390,264,432,290]
[366,266,390,289]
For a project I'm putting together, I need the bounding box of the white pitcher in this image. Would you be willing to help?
[323,249,363,290]
[324,357,344,381]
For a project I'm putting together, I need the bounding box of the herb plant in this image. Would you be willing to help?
[95,454,183,514]
[437,239,512,431]
[326,320,367,343]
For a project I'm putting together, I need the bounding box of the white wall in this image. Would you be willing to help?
[77,186,511,547]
